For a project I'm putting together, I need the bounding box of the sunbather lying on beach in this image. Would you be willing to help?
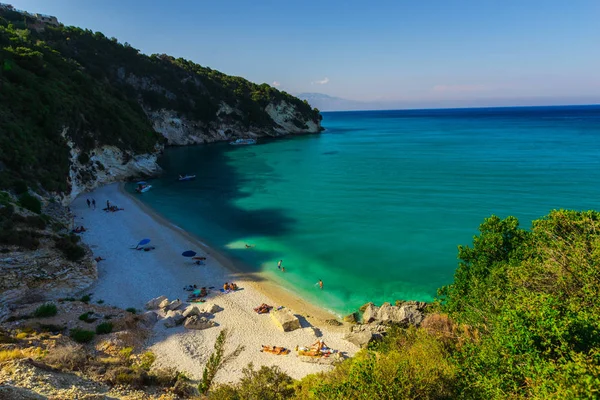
[261,345,290,355]
[137,246,156,252]
[72,226,86,234]
[253,303,273,314]
[94,256,105,262]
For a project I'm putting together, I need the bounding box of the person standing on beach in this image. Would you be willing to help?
[277,260,282,270]
[92,199,96,209]
[86,199,91,208]
[107,200,110,209]
[319,279,323,289]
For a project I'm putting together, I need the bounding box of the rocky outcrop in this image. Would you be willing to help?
[344,324,387,348]
[0,250,96,322]
[64,132,162,205]
[344,301,428,348]
[270,308,301,332]
[145,296,168,310]
[184,315,217,330]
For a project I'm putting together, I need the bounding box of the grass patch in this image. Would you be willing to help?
[96,322,113,335]
[0,349,26,362]
[33,303,57,318]
[119,347,133,360]
[70,328,95,343]
[138,351,156,371]
[39,324,65,333]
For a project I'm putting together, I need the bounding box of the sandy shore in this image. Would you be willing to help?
[72,183,357,383]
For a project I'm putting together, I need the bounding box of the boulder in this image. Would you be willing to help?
[163,316,176,328]
[343,312,357,324]
[359,302,374,312]
[164,299,182,311]
[184,315,217,330]
[344,324,386,348]
[362,303,379,324]
[325,319,342,326]
[140,311,158,326]
[270,308,301,332]
[158,298,170,309]
[165,310,184,325]
[343,330,374,348]
[145,295,168,310]
[181,305,201,318]
[200,302,220,314]
[396,304,424,326]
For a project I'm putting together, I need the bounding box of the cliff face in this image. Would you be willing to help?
[0,9,322,200]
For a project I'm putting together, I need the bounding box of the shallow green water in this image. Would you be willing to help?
[130,106,600,315]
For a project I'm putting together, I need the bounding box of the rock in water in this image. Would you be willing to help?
[145,295,167,310]
[270,308,301,332]
[343,312,357,324]
[184,315,217,330]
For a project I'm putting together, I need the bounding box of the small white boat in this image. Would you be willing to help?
[135,182,152,193]
[178,175,196,181]
[229,138,256,146]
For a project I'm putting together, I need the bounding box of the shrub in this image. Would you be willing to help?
[105,366,149,388]
[12,180,28,195]
[199,329,228,394]
[39,324,65,333]
[97,299,104,304]
[237,364,295,400]
[96,322,113,335]
[44,344,87,371]
[119,347,133,360]
[78,152,90,164]
[79,312,92,322]
[80,294,92,303]
[125,307,137,314]
[24,215,47,229]
[138,351,156,370]
[55,234,86,261]
[34,303,58,318]
[70,328,95,343]
[18,192,42,214]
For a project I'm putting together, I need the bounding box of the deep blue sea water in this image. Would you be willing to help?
[129,105,600,315]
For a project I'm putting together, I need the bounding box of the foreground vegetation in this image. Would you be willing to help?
[210,210,600,399]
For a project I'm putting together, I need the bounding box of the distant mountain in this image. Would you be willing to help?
[296,93,376,111]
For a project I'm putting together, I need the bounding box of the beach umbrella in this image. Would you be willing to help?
[182,250,197,257]
[138,238,151,247]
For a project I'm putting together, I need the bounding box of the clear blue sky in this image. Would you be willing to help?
[8,0,600,107]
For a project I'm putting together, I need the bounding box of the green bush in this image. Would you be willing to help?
[80,294,92,303]
[77,152,90,164]
[55,234,86,261]
[78,312,93,322]
[12,180,28,195]
[95,322,113,334]
[125,307,137,314]
[70,328,95,343]
[18,192,41,214]
[33,303,58,318]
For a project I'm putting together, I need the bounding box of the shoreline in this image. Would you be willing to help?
[118,182,343,325]
[73,182,357,382]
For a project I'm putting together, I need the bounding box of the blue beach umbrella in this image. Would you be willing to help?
[182,250,197,257]
[138,238,151,247]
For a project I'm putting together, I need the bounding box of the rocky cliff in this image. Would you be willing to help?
[0,9,322,201]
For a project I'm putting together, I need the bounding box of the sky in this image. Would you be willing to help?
[8,0,600,109]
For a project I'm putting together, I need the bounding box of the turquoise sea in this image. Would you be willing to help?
[129,105,600,315]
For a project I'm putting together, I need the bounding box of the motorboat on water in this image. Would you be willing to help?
[229,138,256,146]
[135,181,152,193]
[178,174,196,181]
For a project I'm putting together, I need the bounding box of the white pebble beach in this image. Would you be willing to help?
[71,183,358,383]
